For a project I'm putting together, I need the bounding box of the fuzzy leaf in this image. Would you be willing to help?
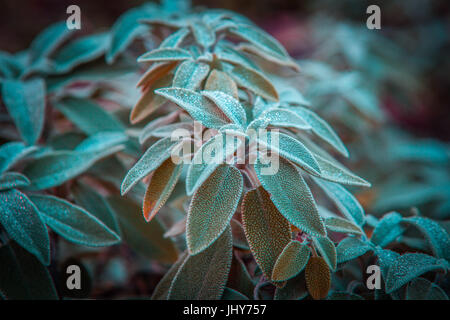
[222,287,249,300]
[151,252,188,300]
[385,253,448,293]
[241,186,291,281]
[371,212,405,247]
[336,237,373,264]
[172,59,210,89]
[30,194,120,247]
[187,165,243,255]
[314,178,365,226]
[0,172,30,191]
[230,219,249,250]
[156,87,230,129]
[239,43,299,70]
[137,61,178,90]
[406,278,448,300]
[0,189,49,265]
[143,158,183,222]
[168,226,232,299]
[325,217,363,235]
[305,256,331,300]
[0,142,36,173]
[226,254,254,298]
[202,90,247,128]
[190,19,215,48]
[137,48,192,62]
[272,240,310,282]
[108,196,178,263]
[160,27,190,48]
[254,157,326,237]
[2,78,45,145]
[375,248,400,279]
[260,108,310,130]
[312,236,337,270]
[216,45,260,72]
[205,69,238,99]
[121,137,180,195]
[229,65,278,101]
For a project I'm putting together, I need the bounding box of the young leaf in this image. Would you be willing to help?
[254,157,326,237]
[137,61,178,90]
[312,236,337,271]
[406,278,448,300]
[0,189,49,265]
[137,48,192,62]
[324,217,363,236]
[305,256,331,300]
[272,240,310,282]
[385,253,449,293]
[121,137,180,195]
[30,194,120,247]
[159,27,190,48]
[371,212,405,247]
[202,90,247,128]
[190,19,215,48]
[143,158,183,222]
[241,186,291,281]
[168,226,232,299]
[187,165,243,255]
[172,59,210,89]
[205,69,239,99]
[336,237,373,264]
[0,142,36,174]
[1,78,45,145]
[229,64,278,101]
[0,172,30,191]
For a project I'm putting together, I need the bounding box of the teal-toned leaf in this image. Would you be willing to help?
[172,59,210,89]
[54,98,124,135]
[121,137,180,195]
[289,106,348,157]
[274,272,308,300]
[371,212,405,247]
[259,108,310,130]
[107,196,178,263]
[0,172,30,191]
[229,64,278,101]
[312,236,337,270]
[226,254,254,298]
[151,252,188,300]
[375,248,400,279]
[187,165,243,255]
[51,33,109,73]
[403,216,450,261]
[30,194,120,247]
[168,226,232,299]
[254,157,326,237]
[204,69,239,99]
[202,90,247,128]
[279,88,311,106]
[239,43,299,70]
[155,87,229,129]
[336,237,373,264]
[327,292,364,300]
[241,186,291,281]
[313,178,365,226]
[0,142,36,173]
[222,288,248,300]
[385,253,449,293]
[406,278,448,300]
[272,240,310,282]
[324,217,363,236]
[0,189,49,265]
[0,242,57,300]
[137,48,192,63]
[0,51,22,78]
[2,78,45,145]
[160,27,190,48]
[189,19,215,48]
[216,45,260,72]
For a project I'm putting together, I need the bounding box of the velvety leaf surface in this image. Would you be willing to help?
[1,78,45,145]
[230,219,249,250]
[254,157,326,237]
[312,236,337,270]
[190,19,215,48]
[143,158,183,222]
[241,186,291,281]
[202,90,247,128]
[375,248,400,279]
[226,254,255,298]
[168,226,232,299]
[187,165,243,255]
[336,237,373,264]
[172,59,210,90]
[229,65,278,101]
[30,194,120,247]
[325,217,363,236]
[406,278,448,300]
[0,142,36,173]
[0,172,30,191]
[151,252,188,300]
[305,256,331,300]
[159,27,190,48]
[137,48,192,62]
[371,211,405,247]
[0,189,49,265]
[260,108,310,130]
[272,240,310,282]
[205,69,238,99]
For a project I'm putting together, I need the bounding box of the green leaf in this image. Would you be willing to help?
[143,158,183,222]
[336,237,373,264]
[108,196,178,263]
[2,78,45,145]
[259,108,310,130]
[0,242,57,300]
[137,48,192,63]
[172,59,210,89]
[156,87,229,129]
[202,90,247,128]
[160,27,190,48]
[324,217,363,236]
[187,165,243,255]
[272,240,310,282]
[385,253,448,293]
[51,33,109,73]
[241,186,291,281]
[229,64,278,101]
[168,226,232,299]
[312,236,337,270]
[0,189,49,265]
[0,172,30,191]
[189,19,215,48]
[121,137,180,195]
[54,98,124,135]
[222,287,249,300]
[254,157,326,237]
[406,278,448,300]
[151,252,188,300]
[371,212,405,247]
[313,178,365,226]
[205,69,238,99]
[30,194,120,247]
[289,106,348,157]
[403,216,450,261]
[0,142,36,173]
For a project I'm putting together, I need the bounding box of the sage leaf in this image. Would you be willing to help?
[371,211,405,247]
[272,240,310,282]
[205,69,238,99]
[172,59,210,89]
[305,256,331,300]
[151,252,188,300]
[0,142,36,173]
[406,278,448,300]
[325,216,363,236]
[189,19,215,48]
[312,236,337,270]
[202,90,247,128]
[137,48,192,63]
[336,237,373,264]
[229,64,278,101]
[0,172,30,191]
